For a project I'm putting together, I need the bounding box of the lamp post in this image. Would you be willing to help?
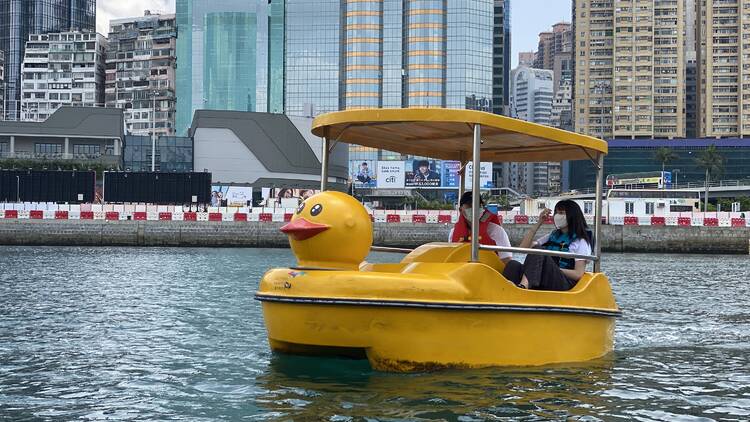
[151,90,158,172]
[16,175,20,202]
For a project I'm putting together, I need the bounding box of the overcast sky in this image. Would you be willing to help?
[97,0,175,34]
[95,0,571,68]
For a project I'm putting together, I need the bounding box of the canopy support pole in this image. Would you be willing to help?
[471,124,481,262]
[594,152,604,272]
[458,153,467,207]
[320,135,330,191]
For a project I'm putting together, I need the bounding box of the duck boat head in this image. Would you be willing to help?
[280,191,372,270]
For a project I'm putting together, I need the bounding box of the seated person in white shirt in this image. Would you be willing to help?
[502,200,593,291]
[448,191,512,264]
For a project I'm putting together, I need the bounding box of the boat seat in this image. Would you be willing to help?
[401,242,506,274]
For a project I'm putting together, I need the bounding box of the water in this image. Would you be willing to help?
[1,247,748,421]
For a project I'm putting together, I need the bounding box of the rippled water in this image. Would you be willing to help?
[1,247,748,421]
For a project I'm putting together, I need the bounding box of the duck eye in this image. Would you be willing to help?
[296,202,305,214]
[310,203,323,216]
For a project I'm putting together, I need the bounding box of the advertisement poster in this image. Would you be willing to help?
[405,159,441,188]
[463,162,494,189]
[350,160,376,187]
[441,161,462,188]
[211,185,253,207]
[376,161,405,188]
[264,188,318,207]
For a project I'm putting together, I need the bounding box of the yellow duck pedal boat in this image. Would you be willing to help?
[255,108,621,372]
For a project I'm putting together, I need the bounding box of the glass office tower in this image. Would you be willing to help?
[175,0,285,135]
[0,0,96,120]
[285,0,494,116]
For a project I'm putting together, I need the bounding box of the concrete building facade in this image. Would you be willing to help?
[190,110,348,188]
[20,30,106,122]
[573,0,685,139]
[0,49,4,120]
[695,0,750,137]
[0,106,124,166]
[0,0,96,121]
[507,66,555,196]
[106,12,177,137]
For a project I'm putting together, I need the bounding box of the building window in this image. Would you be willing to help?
[584,201,593,214]
[645,202,655,215]
[35,143,63,155]
[73,144,101,156]
[625,202,634,215]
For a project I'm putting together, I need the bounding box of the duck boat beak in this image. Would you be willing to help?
[280,218,330,240]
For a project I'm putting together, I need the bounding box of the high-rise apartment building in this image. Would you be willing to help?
[19,31,106,122]
[695,0,750,137]
[175,0,285,135]
[493,0,512,115]
[507,66,555,195]
[285,0,497,118]
[518,51,535,67]
[0,0,96,121]
[106,12,177,136]
[573,0,685,139]
[0,50,5,120]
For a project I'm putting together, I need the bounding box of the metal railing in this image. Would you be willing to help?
[479,245,599,261]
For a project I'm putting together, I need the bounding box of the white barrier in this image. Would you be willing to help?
[197,212,209,221]
[43,210,56,219]
[272,212,284,222]
[146,212,158,221]
[69,211,80,220]
[375,214,387,223]
[248,213,260,222]
[426,215,439,223]
[666,216,678,226]
[691,217,703,227]
[222,213,235,222]
[172,212,184,221]
[719,219,731,227]
[638,217,651,226]
[609,216,624,225]
[93,211,105,220]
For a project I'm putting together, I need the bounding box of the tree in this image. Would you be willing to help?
[695,145,724,212]
[653,147,678,188]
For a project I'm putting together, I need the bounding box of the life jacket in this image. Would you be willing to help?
[542,230,577,269]
[450,209,501,246]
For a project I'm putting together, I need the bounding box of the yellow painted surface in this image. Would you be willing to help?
[311,108,608,162]
[260,192,619,372]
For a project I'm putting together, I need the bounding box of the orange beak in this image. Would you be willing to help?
[280,218,330,240]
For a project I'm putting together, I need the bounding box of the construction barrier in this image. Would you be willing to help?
[386,214,401,223]
[678,217,691,226]
[105,212,119,221]
[4,210,18,219]
[412,214,427,223]
[623,216,639,226]
[650,216,665,226]
[437,215,452,224]
[208,213,222,222]
[184,212,197,221]
[514,215,529,224]
[80,211,94,220]
[29,210,43,219]
[133,212,147,221]
[731,218,746,227]
[703,218,719,227]
[159,212,172,221]
[234,213,247,222]
[259,213,273,222]
[55,211,69,220]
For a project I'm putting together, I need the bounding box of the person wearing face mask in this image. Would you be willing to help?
[448,191,512,263]
[502,199,593,291]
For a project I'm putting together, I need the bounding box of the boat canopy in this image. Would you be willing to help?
[311,108,607,162]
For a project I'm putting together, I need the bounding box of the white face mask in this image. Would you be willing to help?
[462,207,473,222]
[554,213,568,229]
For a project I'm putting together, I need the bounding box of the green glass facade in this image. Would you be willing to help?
[176,0,284,135]
[203,12,257,112]
[567,139,750,191]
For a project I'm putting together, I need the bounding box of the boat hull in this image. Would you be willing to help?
[258,297,616,371]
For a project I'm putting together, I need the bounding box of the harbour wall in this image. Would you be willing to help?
[0,220,748,254]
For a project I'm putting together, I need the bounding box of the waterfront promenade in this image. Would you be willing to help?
[0,219,748,254]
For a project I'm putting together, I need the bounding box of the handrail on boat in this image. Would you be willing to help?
[370,246,413,254]
[479,245,599,261]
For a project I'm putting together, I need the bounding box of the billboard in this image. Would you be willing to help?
[211,185,253,207]
[104,172,211,204]
[405,159,441,188]
[464,162,494,189]
[262,188,318,207]
[376,161,405,188]
[350,160,376,187]
[441,161,462,188]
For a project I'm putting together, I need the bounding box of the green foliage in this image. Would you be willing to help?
[715,196,750,212]
[653,147,678,169]
[695,145,725,179]
[0,159,117,180]
[399,195,455,210]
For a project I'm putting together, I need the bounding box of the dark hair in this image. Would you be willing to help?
[417,160,429,168]
[459,191,484,207]
[361,162,368,166]
[554,200,591,244]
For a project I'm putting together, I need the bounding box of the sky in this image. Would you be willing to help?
[96,0,175,34]
[95,0,571,68]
